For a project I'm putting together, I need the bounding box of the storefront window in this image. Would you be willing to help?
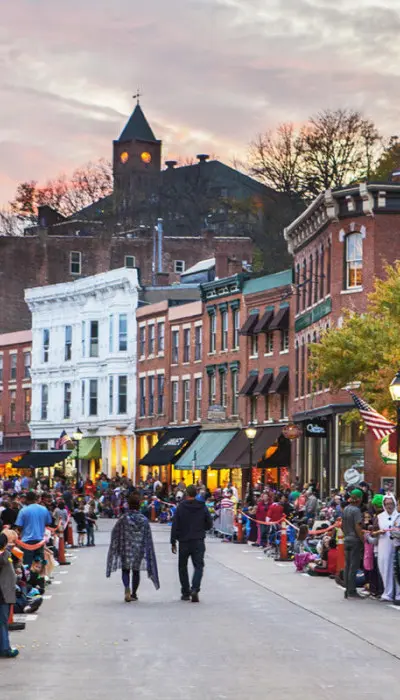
[338,418,364,487]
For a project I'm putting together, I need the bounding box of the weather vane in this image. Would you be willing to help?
[133,89,142,105]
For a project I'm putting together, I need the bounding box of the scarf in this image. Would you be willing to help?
[106,511,160,590]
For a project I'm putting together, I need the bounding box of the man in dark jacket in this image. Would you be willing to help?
[171,484,212,602]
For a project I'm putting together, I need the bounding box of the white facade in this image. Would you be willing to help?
[25,268,140,478]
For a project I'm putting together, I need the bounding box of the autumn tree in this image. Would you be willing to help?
[370,136,400,182]
[310,262,400,419]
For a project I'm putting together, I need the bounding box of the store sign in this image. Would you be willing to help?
[295,298,332,332]
[162,437,186,448]
[282,423,302,440]
[207,405,226,422]
[305,419,327,438]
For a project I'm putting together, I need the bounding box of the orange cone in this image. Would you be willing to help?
[151,502,156,522]
[58,532,71,566]
[8,604,25,631]
[336,526,345,575]
[278,520,289,561]
[236,511,244,544]
[67,522,75,547]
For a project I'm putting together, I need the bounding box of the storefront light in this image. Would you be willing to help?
[245,425,257,441]
[73,427,83,442]
[389,371,400,402]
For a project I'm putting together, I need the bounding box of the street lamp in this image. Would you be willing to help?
[72,427,83,489]
[389,371,400,498]
[192,450,197,485]
[245,425,257,505]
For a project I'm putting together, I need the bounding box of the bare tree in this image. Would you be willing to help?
[248,123,304,197]
[0,208,24,236]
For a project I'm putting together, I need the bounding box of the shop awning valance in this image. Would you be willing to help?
[253,372,274,396]
[254,309,274,334]
[12,450,71,469]
[269,369,289,394]
[139,427,199,466]
[213,426,282,468]
[258,435,291,469]
[239,314,259,336]
[238,374,258,396]
[268,306,289,331]
[70,438,101,460]
[0,451,27,466]
[174,430,238,470]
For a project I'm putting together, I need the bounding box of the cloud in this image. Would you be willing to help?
[0,0,400,202]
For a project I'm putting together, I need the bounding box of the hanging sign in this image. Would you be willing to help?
[305,419,327,438]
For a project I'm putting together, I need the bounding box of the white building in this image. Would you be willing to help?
[25,268,140,479]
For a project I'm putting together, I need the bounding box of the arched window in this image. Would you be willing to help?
[345,233,363,289]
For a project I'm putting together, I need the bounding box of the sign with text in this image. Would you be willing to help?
[305,418,327,438]
[207,405,226,422]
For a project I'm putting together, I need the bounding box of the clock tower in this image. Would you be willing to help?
[113,100,162,223]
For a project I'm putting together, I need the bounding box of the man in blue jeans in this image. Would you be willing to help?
[171,484,212,603]
[15,492,52,566]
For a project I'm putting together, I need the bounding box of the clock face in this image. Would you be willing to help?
[141,151,152,164]
[120,151,129,164]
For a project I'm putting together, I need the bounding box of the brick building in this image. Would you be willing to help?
[0,330,32,474]
[284,182,400,492]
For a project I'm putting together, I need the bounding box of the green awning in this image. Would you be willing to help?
[70,437,101,460]
[174,430,238,469]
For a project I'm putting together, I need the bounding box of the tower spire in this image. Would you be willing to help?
[133,89,142,105]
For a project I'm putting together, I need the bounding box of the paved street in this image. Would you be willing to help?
[3,522,400,700]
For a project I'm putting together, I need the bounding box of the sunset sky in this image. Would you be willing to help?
[1,0,400,204]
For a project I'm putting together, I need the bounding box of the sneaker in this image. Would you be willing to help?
[23,597,43,614]
[181,594,190,601]
[0,648,19,658]
[191,591,199,603]
[131,593,138,602]
[124,587,132,603]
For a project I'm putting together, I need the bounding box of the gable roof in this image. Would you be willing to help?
[118,104,157,143]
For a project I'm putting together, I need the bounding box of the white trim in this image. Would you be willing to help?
[182,323,191,330]
[171,325,179,332]
[340,287,363,295]
[139,322,146,328]
[156,369,165,375]
[182,374,191,380]
[194,321,203,327]
[194,372,202,379]
[171,376,179,381]
[139,372,147,378]
[147,320,155,327]
[147,370,156,376]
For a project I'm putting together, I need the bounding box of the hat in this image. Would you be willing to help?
[350,488,363,500]
[371,494,384,509]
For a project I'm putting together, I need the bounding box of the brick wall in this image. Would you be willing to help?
[0,332,32,448]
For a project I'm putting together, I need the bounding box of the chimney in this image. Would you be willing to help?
[165,160,177,170]
[197,154,209,163]
[155,272,170,286]
[214,252,229,280]
[227,256,243,276]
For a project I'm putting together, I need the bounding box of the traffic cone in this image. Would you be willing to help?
[277,520,289,561]
[8,604,25,632]
[151,502,156,522]
[236,511,244,544]
[58,532,71,566]
[67,522,76,548]
[336,526,345,575]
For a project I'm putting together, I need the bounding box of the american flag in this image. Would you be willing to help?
[346,390,396,440]
[55,430,71,450]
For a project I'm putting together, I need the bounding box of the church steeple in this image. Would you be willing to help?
[118,103,157,143]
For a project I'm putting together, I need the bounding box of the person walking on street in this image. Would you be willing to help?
[342,488,364,599]
[0,532,18,658]
[171,484,212,603]
[15,491,52,566]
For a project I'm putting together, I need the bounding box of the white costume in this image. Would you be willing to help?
[377,495,400,601]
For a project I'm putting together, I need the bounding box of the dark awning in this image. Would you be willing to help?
[269,370,289,394]
[12,450,71,469]
[239,314,259,336]
[254,309,274,334]
[253,372,274,396]
[258,435,291,469]
[268,306,289,331]
[213,426,282,468]
[139,427,200,466]
[238,374,258,396]
[0,451,27,466]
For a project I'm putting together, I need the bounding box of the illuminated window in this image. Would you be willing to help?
[141,151,152,164]
[120,151,129,164]
[345,233,363,289]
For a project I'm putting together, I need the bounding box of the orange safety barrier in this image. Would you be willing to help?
[58,531,70,566]
[67,521,75,547]
[236,511,244,544]
[278,519,289,561]
[8,604,25,631]
[15,538,46,551]
[336,526,345,574]
[151,503,156,522]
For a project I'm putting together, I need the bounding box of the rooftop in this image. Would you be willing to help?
[243,269,293,295]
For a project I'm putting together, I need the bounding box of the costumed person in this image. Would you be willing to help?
[376,494,400,602]
[0,532,18,658]
[106,493,159,603]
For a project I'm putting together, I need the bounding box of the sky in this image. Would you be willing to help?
[1,0,400,204]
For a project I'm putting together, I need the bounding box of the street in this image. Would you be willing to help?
[2,522,400,700]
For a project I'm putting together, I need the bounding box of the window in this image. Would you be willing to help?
[326,239,331,295]
[195,377,202,421]
[139,377,146,417]
[139,326,146,357]
[64,382,71,419]
[125,255,136,268]
[295,264,300,314]
[70,251,81,275]
[90,321,99,357]
[307,334,312,394]
[264,394,270,421]
[220,371,227,408]
[24,388,31,423]
[0,391,2,421]
[250,333,258,357]
[9,390,16,423]
[233,309,240,349]
[41,384,48,420]
[43,329,50,363]
[174,260,185,274]
[208,372,216,406]
[0,356,3,382]
[183,380,190,421]
[314,250,319,304]
[24,352,31,379]
[89,379,98,416]
[119,314,128,351]
[265,332,273,355]
[320,245,325,299]
[109,315,114,353]
[280,393,289,420]
[221,311,228,351]
[81,321,86,357]
[108,377,114,414]
[300,340,305,397]
[231,371,239,416]
[65,325,72,361]
[195,326,202,361]
[10,354,17,381]
[81,380,86,416]
[308,254,313,307]
[302,259,307,311]
[172,330,179,364]
[280,329,289,352]
[345,233,363,289]
[157,322,165,354]
[157,374,165,414]
[295,342,299,399]
[171,381,179,422]
[250,396,257,423]
[148,375,155,415]
[146,324,155,355]
[183,329,190,363]
[118,375,128,414]
[210,314,216,353]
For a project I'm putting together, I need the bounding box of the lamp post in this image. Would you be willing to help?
[72,427,83,489]
[192,450,197,485]
[389,371,400,498]
[245,425,257,505]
